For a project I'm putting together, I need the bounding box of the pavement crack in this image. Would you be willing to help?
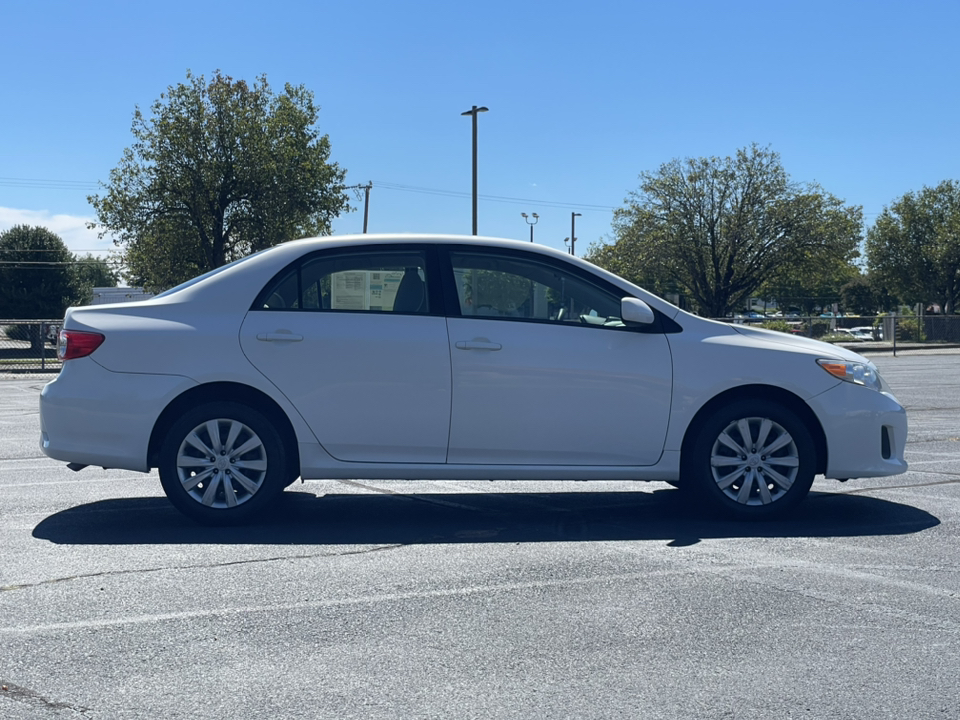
[333,478,494,512]
[732,570,960,636]
[0,544,404,593]
[831,471,960,495]
[334,478,402,494]
[0,680,91,714]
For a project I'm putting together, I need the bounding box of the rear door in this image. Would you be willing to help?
[240,245,451,463]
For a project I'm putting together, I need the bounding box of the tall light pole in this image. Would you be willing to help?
[461,105,489,235]
[570,212,582,255]
[521,212,539,242]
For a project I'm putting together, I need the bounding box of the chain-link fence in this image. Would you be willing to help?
[0,320,62,373]
[718,313,960,348]
[912,314,960,343]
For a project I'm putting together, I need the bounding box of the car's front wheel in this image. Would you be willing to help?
[158,401,288,525]
[685,399,816,520]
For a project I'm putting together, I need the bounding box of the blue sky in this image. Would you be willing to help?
[2,0,958,263]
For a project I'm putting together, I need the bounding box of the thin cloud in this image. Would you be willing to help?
[0,207,116,256]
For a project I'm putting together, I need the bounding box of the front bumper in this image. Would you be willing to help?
[808,381,908,479]
[40,358,196,472]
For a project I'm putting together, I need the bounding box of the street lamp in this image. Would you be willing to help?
[461,105,489,235]
[570,212,582,256]
[521,212,539,242]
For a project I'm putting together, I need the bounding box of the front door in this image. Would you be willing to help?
[444,248,672,466]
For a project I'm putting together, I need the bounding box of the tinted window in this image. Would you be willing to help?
[256,251,430,314]
[449,251,624,327]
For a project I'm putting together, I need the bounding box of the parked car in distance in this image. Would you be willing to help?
[732,311,765,323]
[830,328,862,341]
[849,326,877,340]
[40,235,908,524]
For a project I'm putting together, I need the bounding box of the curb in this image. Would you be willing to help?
[837,342,960,354]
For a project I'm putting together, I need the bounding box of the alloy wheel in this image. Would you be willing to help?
[709,416,800,506]
[175,418,268,508]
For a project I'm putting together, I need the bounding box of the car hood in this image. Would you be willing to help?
[730,323,870,363]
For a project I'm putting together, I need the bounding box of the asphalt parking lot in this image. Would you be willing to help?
[2,351,960,719]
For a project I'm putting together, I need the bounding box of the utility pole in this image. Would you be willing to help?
[345,182,373,233]
[362,182,372,233]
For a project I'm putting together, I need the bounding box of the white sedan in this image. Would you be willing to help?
[39,235,907,524]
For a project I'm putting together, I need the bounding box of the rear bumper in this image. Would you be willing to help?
[40,358,196,472]
[809,382,908,479]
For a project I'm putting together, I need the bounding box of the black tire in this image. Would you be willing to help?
[158,401,289,525]
[683,399,816,520]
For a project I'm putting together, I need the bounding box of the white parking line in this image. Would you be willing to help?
[0,569,684,635]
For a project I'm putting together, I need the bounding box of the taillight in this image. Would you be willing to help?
[58,330,105,360]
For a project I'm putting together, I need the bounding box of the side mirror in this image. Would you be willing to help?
[621,297,655,326]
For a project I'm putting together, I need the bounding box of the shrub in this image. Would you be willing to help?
[5,325,22,341]
[4,324,33,342]
[809,321,831,338]
[3,323,50,347]
[820,332,855,344]
[760,320,793,333]
[896,319,926,342]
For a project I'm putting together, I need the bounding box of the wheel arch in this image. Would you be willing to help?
[679,384,827,476]
[148,382,300,472]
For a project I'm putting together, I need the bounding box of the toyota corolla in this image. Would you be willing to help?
[39,235,907,524]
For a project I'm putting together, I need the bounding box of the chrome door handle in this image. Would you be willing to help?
[257,333,304,342]
[455,341,502,351]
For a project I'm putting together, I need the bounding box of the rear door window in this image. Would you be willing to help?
[254,249,431,314]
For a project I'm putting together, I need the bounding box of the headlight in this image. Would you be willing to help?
[817,359,883,391]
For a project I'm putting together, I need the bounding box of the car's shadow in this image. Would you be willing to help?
[33,487,939,546]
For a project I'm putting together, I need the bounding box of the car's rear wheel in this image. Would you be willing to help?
[158,401,288,525]
[685,399,816,520]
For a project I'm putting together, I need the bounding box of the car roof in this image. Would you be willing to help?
[147,233,683,320]
[282,233,562,254]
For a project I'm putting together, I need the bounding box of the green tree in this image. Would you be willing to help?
[0,225,82,349]
[594,145,862,317]
[839,273,897,315]
[761,255,860,315]
[0,225,81,318]
[72,254,120,300]
[866,180,960,314]
[89,70,351,291]
[585,237,676,301]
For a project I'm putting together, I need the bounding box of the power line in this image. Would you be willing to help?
[371,181,616,212]
[0,249,116,254]
[2,174,883,217]
[0,260,122,270]
[0,176,100,191]
[1,174,615,212]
